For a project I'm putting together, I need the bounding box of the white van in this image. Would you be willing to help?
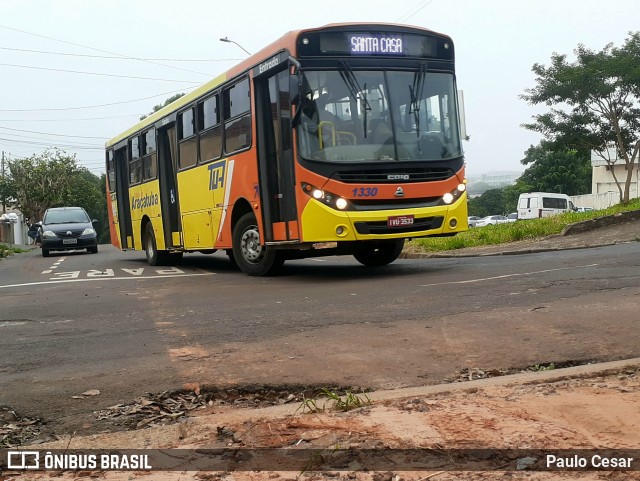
[517,192,576,220]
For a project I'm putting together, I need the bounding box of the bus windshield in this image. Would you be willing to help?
[296,69,462,163]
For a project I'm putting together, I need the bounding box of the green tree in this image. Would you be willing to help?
[518,141,592,195]
[501,184,524,213]
[5,149,109,242]
[521,32,640,203]
[468,188,506,217]
[140,93,185,120]
[0,173,16,212]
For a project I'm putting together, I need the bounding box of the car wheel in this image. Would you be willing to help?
[353,239,405,267]
[231,213,284,276]
[88,246,98,254]
[42,248,50,258]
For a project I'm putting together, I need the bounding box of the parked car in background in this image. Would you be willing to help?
[475,215,509,227]
[517,192,576,220]
[506,212,518,222]
[37,207,98,257]
[468,216,482,227]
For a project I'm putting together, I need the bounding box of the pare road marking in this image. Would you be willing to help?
[0,271,215,290]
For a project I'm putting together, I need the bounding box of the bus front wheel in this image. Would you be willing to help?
[232,213,284,276]
[353,239,405,267]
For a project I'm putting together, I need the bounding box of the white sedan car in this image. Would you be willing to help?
[475,215,509,227]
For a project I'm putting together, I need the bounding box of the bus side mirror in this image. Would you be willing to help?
[289,56,302,106]
[291,77,300,106]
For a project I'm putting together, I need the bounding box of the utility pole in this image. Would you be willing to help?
[1,151,5,214]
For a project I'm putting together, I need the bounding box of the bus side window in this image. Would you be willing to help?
[223,78,251,153]
[142,128,157,181]
[178,108,197,169]
[107,150,115,192]
[129,136,142,185]
[198,94,222,162]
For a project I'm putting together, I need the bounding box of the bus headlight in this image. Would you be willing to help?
[302,183,350,211]
[335,198,348,210]
[440,183,467,205]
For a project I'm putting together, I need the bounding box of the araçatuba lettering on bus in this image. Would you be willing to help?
[131,193,159,211]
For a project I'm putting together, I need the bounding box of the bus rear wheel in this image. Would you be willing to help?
[232,213,284,276]
[144,223,169,266]
[353,239,405,267]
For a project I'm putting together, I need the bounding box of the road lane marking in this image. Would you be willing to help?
[419,263,599,287]
[42,257,66,274]
[0,272,216,290]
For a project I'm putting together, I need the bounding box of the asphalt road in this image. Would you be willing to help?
[1,242,640,436]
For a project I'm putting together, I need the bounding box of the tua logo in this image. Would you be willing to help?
[208,160,226,191]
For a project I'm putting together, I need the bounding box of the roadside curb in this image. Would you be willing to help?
[562,209,640,236]
[401,209,640,259]
[367,357,640,402]
[179,357,640,422]
[400,241,621,259]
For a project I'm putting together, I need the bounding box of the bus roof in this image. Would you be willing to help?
[105,23,450,149]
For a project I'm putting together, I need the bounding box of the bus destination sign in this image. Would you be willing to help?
[304,31,447,60]
[348,34,403,55]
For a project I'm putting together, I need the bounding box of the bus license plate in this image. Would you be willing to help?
[387,215,414,227]
[63,238,78,245]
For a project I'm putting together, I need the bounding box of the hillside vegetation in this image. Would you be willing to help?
[411,199,640,252]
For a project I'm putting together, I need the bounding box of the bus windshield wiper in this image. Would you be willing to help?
[338,61,371,137]
[409,62,427,143]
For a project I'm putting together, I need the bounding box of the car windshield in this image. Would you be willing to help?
[44,209,89,224]
[296,69,463,163]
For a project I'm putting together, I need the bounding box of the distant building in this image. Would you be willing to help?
[467,171,521,188]
[571,147,640,210]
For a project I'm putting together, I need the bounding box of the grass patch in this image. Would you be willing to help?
[0,243,27,259]
[296,388,372,414]
[411,199,640,253]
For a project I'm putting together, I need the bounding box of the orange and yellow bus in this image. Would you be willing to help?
[105,23,468,276]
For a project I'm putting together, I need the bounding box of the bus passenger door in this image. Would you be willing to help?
[157,125,181,247]
[114,146,132,248]
[254,68,298,242]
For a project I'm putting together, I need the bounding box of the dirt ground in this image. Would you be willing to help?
[4,361,639,481]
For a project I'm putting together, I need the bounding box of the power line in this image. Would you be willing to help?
[396,0,435,23]
[0,87,186,112]
[0,24,213,77]
[0,114,142,121]
[0,131,102,147]
[0,137,103,150]
[0,46,242,62]
[0,126,107,140]
[0,62,202,84]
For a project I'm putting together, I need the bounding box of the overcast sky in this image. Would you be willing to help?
[1,0,638,177]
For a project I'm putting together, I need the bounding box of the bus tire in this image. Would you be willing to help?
[144,223,169,266]
[232,213,284,276]
[226,249,239,269]
[353,239,405,267]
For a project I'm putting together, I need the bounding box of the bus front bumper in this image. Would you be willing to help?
[299,193,468,243]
